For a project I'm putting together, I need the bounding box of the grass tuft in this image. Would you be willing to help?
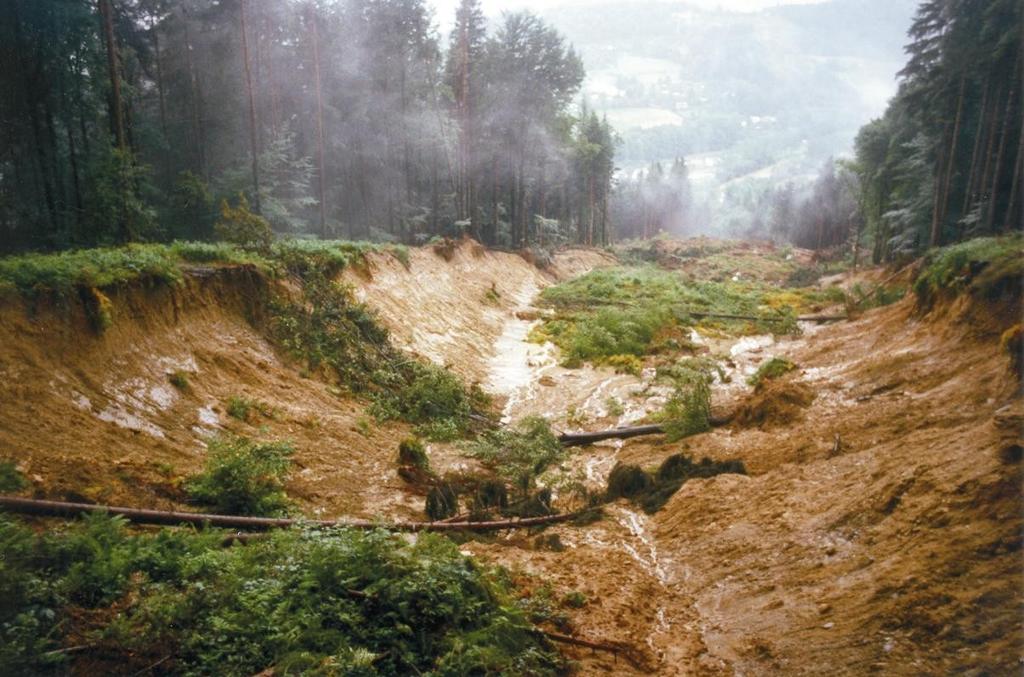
[747,357,797,388]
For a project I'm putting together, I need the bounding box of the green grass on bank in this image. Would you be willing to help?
[0,513,562,675]
[913,234,1023,309]
[0,239,410,296]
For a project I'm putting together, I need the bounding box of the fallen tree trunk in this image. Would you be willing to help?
[687,311,846,323]
[558,413,732,447]
[0,496,586,533]
[559,424,664,447]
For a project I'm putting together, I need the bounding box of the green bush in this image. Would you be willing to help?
[185,435,294,516]
[425,482,460,520]
[747,357,797,388]
[466,416,564,497]
[371,362,489,440]
[214,193,274,251]
[653,363,714,442]
[0,459,27,492]
[0,514,562,675]
[168,370,190,391]
[397,437,429,469]
[270,273,394,392]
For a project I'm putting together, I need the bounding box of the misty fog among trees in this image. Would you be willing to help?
[1,0,617,251]
[0,0,1019,259]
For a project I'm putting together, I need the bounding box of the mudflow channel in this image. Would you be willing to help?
[473,283,822,671]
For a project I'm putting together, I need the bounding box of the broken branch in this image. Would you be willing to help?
[0,496,590,533]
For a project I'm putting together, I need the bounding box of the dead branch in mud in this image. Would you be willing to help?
[541,630,648,669]
[0,496,590,533]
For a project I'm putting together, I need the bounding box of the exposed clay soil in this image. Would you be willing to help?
[0,238,1020,674]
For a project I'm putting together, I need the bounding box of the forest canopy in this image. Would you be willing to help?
[0,0,617,253]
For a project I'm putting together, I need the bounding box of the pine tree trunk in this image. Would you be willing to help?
[491,155,499,245]
[598,182,606,245]
[98,0,125,150]
[935,77,966,243]
[985,81,1015,231]
[15,0,57,237]
[962,78,989,220]
[240,0,261,213]
[309,7,327,236]
[59,67,82,232]
[977,84,1003,224]
[928,123,949,247]
[1006,125,1023,232]
[153,29,168,142]
[431,152,439,237]
[182,14,207,178]
[587,174,595,246]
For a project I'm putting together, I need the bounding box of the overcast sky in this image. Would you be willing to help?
[428,0,830,33]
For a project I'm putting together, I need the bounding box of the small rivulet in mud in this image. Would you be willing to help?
[1,235,1021,674]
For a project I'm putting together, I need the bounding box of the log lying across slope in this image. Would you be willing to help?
[558,413,732,447]
[558,424,666,447]
[0,496,585,532]
[687,311,847,323]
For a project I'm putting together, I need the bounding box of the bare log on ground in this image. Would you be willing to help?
[558,413,731,447]
[541,630,648,669]
[559,424,665,447]
[0,496,587,533]
[687,311,846,323]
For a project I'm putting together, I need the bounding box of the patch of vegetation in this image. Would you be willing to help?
[0,459,27,492]
[562,590,588,609]
[0,238,390,298]
[605,454,747,513]
[847,282,906,311]
[425,481,460,520]
[268,268,489,440]
[516,583,572,635]
[533,265,813,367]
[1001,324,1022,380]
[606,353,644,375]
[0,244,184,296]
[747,357,797,388]
[466,416,565,500]
[605,396,625,417]
[389,244,411,269]
[652,361,716,442]
[214,193,274,251]
[397,437,429,470]
[184,435,294,516]
[225,395,276,423]
[913,234,1024,309]
[168,370,190,391]
[0,513,562,675]
[370,362,490,441]
[483,282,501,305]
